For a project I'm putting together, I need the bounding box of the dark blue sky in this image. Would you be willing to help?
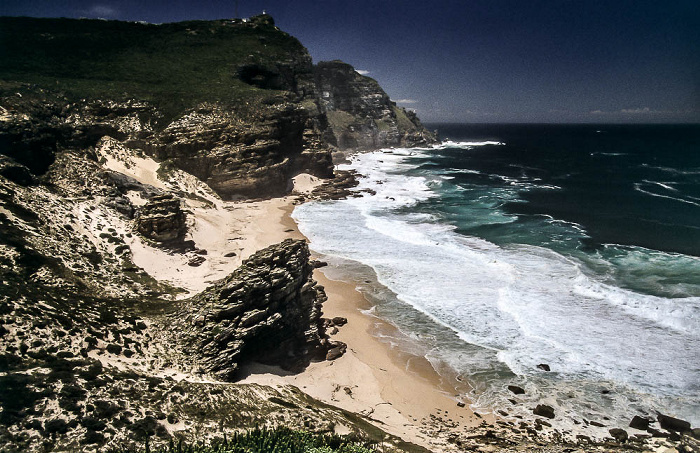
[2,0,699,123]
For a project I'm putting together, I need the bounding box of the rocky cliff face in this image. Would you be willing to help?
[145,102,334,199]
[176,239,339,380]
[314,60,436,150]
[135,194,187,242]
[0,16,435,201]
[0,14,430,452]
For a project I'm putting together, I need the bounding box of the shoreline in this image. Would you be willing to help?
[100,139,683,450]
[241,200,494,450]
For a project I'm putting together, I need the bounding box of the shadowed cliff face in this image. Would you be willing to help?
[314,60,436,150]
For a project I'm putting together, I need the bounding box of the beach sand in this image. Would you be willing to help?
[240,201,492,449]
[93,144,498,449]
[92,143,666,451]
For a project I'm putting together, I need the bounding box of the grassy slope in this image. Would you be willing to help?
[0,16,305,121]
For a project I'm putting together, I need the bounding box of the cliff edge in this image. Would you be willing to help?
[0,15,434,200]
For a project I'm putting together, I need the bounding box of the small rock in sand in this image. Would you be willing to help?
[187,255,206,266]
[331,316,348,326]
[507,385,525,395]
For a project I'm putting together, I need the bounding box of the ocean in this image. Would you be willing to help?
[292,124,700,432]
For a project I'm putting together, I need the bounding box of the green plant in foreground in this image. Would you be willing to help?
[108,427,379,453]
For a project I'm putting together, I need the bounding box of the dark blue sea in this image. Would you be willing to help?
[293,124,700,433]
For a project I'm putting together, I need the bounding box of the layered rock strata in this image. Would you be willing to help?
[177,239,340,380]
[135,194,186,242]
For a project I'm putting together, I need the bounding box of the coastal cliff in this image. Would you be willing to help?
[0,13,684,453]
[0,15,434,199]
[315,60,434,150]
[0,14,433,451]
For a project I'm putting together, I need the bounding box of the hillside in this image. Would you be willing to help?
[0,15,434,198]
[0,14,440,452]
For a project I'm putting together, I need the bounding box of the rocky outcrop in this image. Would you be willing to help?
[178,239,340,380]
[657,413,692,433]
[135,194,186,242]
[534,404,556,419]
[0,155,35,186]
[314,60,436,150]
[146,103,333,199]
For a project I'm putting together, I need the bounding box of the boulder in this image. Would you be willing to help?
[609,428,628,442]
[179,239,333,380]
[135,194,186,242]
[326,342,347,361]
[533,404,555,419]
[507,385,525,395]
[187,255,206,267]
[629,415,651,431]
[657,413,691,433]
[331,316,348,327]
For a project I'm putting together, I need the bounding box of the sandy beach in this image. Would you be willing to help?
[240,196,494,450]
[99,142,493,448]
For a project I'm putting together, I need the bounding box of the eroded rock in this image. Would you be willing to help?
[178,239,334,380]
[135,194,186,242]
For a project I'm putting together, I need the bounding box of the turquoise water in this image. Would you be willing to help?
[293,124,700,432]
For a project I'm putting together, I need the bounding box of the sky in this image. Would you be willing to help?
[1,0,699,123]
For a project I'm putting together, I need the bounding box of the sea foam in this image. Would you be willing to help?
[293,147,700,427]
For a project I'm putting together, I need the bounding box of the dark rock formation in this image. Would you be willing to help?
[629,415,651,431]
[508,385,526,395]
[326,343,347,361]
[314,60,436,150]
[609,428,628,442]
[178,239,339,380]
[0,155,35,186]
[533,404,555,419]
[135,194,186,242]
[657,413,692,433]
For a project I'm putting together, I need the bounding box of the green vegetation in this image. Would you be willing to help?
[326,111,356,131]
[109,427,379,453]
[0,16,308,122]
[391,107,416,133]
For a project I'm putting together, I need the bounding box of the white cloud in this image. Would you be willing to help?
[592,107,660,115]
[621,107,651,114]
[356,69,370,75]
[84,5,118,18]
[395,99,418,104]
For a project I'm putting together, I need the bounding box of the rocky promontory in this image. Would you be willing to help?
[176,239,342,380]
[315,60,435,150]
[0,15,435,201]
